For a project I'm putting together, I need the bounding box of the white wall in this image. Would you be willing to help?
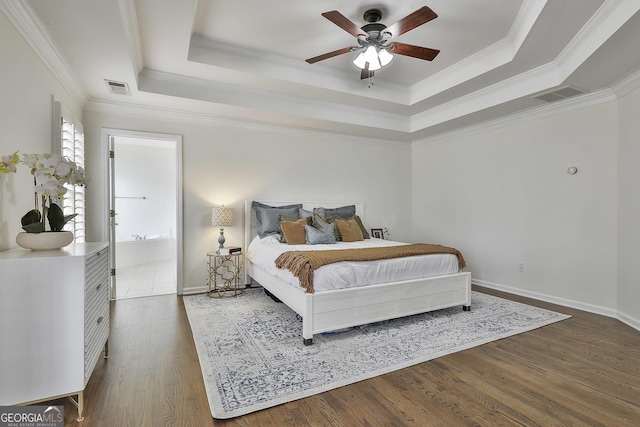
[83,110,413,293]
[412,101,619,315]
[617,84,640,325]
[0,13,82,252]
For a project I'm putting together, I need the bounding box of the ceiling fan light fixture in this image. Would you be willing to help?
[352,52,367,69]
[367,59,381,71]
[308,7,439,79]
[362,45,379,65]
[378,48,393,66]
[353,45,391,71]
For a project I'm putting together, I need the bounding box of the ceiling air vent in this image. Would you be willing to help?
[105,80,131,96]
[532,86,585,103]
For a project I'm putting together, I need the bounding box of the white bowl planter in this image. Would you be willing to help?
[16,231,74,251]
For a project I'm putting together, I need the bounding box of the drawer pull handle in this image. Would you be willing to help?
[97,316,104,324]
[96,283,102,291]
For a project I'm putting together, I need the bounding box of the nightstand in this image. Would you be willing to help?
[207,252,243,297]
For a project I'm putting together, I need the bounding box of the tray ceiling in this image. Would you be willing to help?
[13,0,640,142]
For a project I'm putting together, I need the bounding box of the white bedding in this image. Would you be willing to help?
[247,235,460,292]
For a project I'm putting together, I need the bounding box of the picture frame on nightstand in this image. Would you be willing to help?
[370,228,383,239]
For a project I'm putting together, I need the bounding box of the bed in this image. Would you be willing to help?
[244,200,471,345]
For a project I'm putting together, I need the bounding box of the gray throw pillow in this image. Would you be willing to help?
[252,201,302,238]
[313,205,356,219]
[313,213,341,241]
[298,208,313,219]
[305,223,337,245]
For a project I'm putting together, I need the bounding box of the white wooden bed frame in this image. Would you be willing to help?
[244,200,471,345]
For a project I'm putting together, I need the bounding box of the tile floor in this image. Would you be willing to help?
[114,259,177,299]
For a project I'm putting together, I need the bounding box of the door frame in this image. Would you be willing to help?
[101,128,184,298]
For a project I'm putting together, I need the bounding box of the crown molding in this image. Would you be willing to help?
[611,64,640,98]
[117,0,144,83]
[410,0,639,134]
[84,98,410,149]
[410,61,561,132]
[507,0,548,53]
[410,0,547,103]
[556,0,640,81]
[412,87,618,148]
[0,0,87,106]
[87,65,638,152]
[138,68,409,133]
[413,52,640,147]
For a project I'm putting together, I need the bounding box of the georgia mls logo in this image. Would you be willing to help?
[44,406,63,419]
[0,405,64,427]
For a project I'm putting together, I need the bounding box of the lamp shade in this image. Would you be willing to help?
[212,206,233,227]
[363,45,381,70]
[352,52,367,69]
[362,45,378,64]
[378,48,393,66]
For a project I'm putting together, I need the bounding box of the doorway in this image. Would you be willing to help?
[105,129,183,299]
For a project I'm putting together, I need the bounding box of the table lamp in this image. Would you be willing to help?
[211,206,233,254]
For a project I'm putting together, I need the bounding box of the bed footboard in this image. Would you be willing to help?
[305,272,471,344]
[249,261,471,345]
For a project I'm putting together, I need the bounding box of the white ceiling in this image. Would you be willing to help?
[13,0,640,142]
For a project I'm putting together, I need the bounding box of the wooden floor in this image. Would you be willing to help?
[49,286,640,426]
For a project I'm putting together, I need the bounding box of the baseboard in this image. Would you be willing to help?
[181,285,209,295]
[473,278,640,331]
[617,310,640,331]
[472,278,619,319]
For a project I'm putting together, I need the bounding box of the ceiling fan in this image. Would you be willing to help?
[305,6,440,80]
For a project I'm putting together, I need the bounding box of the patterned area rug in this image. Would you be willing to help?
[184,289,570,419]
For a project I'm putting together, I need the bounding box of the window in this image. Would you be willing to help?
[53,99,85,242]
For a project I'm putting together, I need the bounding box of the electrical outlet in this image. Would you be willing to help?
[517,261,525,272]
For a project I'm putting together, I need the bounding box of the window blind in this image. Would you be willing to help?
[53,99,86,242]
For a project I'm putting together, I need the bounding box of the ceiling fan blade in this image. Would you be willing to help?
[306,47,354,64]
[360,66,375,80]
[322,10,366,37]
[390,42,440,61]
[384,6,437,38]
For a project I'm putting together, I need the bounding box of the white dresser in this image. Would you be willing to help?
[0,242,109,421]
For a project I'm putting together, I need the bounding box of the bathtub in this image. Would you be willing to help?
[115,236,176,268]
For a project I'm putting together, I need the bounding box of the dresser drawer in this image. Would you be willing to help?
[83,246,110,384]
[85,249,109,325]
[85,249,108,290]
[85,279,109,324]
[85,293,107,332]
[84,303,109,383]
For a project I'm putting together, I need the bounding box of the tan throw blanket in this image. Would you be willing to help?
[274,244,466,293]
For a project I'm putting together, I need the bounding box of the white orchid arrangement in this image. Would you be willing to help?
[0,151,19,174]
[1,152,86,233]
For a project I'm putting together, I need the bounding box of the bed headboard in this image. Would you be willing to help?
[244,200,365,251]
